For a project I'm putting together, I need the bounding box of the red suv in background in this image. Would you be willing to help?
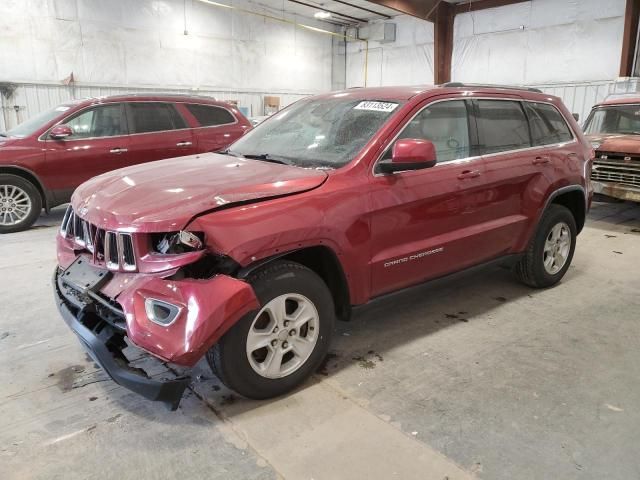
[54,84,593,409]
[0,94,251,233]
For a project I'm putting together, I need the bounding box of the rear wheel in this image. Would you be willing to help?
[207,260,335,399]
[516,204,577,288]
[0,174,42,234]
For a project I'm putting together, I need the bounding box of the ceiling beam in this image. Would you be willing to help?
[365,0,440,20]
[287,0,367,23]
[328,0,392,20]
[620,0,640,76]
[454,0,529,15]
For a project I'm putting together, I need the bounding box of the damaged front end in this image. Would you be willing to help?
[54,206,259,409]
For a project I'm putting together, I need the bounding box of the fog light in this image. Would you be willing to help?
[144,298,182,326]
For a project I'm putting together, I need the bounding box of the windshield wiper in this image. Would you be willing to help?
[0,132,7,137]
[241,153,291,165]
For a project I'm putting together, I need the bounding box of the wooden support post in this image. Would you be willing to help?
[434,2,454,84]
[620,0,640,77]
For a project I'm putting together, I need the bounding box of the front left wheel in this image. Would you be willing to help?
[207,260,335,399]
[0,174,42,234]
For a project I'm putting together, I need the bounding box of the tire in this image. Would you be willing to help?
[516,204,577,288]
[0,174,42,234]
[207,260,335,399]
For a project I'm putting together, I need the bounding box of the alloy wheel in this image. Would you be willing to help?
[246,293,319,379]
[0,184,32,226]
[543,221,571,275]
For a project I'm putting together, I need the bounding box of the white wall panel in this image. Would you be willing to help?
[453,0,626,84]
[0,0,334,102]
[345,15,435,89]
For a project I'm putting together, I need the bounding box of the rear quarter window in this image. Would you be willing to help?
[185,104,236,127]
[525,102,573,146]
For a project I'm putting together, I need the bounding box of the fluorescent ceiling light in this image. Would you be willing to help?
[314,11,331,19]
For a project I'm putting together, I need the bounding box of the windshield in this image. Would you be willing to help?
[584,105,640,135]
[4,104,73,138]
[228,97,403,168]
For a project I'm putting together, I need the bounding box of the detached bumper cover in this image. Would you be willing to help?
[54,269,190,410]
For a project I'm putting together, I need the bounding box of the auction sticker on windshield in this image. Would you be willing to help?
[354,101,399,113]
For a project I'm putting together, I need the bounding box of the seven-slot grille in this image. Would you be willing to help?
[592,151,640,189]
[60,206,137,271]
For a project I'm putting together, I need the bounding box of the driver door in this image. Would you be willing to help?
[44,103,130,198]
[367,98,492,297]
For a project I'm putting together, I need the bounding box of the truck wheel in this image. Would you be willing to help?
[516,204,577,288]
[207,260,335,399]
[0,174,42,234]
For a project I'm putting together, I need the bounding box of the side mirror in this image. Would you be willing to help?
[49,125,73,140]
[379,139,437,174]
[572,113,580,122]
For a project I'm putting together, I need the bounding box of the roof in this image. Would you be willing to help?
[316,84,557,102]
[599,94,640,106]
[76,93,227,106]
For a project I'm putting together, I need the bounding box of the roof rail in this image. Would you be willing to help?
[100,92,218,100]
[442,82,543,94]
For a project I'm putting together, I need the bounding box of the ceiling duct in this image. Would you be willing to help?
[354,22,396,43]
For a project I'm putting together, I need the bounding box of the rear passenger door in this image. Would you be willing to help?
[125,102,197,164]
[475,98,554,256]
[184,103,246,152]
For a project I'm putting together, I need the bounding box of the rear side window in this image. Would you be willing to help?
[525,103,573,146]
[392,100,470,163]
[64,104,125,138]
[127,103,187,134]
[185,104,236,126]
[476,100,530,154]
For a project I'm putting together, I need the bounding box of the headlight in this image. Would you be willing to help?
[590,141,602,150]
[154,231,205,254]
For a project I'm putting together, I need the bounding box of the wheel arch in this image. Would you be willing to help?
[546,185,586,234]
[0,165,49,211]
[238,245,352,321]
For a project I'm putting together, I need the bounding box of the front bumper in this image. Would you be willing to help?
[53,268,190,410]
[53,259,260,409]
[592,180,640,202]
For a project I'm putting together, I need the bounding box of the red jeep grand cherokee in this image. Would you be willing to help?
[0,94,251,233]
[54,84,593,409]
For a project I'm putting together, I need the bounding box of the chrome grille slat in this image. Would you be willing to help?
[61,207,137,272]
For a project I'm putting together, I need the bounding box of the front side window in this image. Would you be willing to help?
[228,98,402,168]
[386,100,470,163]
[583,105,640,135]
[128,103,187,134]
[4,104,74,138]
[186,104,235,126]
[525,102,572,146]
[476,100,530,154]
[64,104,125,138]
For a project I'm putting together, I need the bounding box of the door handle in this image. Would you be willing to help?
[109,148,128,154]
[457,169,481,179]
[533,156,551,165]
[176,141,193,147]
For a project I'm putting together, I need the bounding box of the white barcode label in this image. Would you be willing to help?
[354,101,398,113]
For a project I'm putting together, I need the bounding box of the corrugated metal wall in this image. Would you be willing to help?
[3,79,640,132]
[532,78,640,125]
[0,83,311,131]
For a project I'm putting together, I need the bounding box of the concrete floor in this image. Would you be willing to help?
[1,199,639,480]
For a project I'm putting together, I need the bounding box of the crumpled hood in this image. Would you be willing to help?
[72,153,327,232]
[587,133,640,155]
